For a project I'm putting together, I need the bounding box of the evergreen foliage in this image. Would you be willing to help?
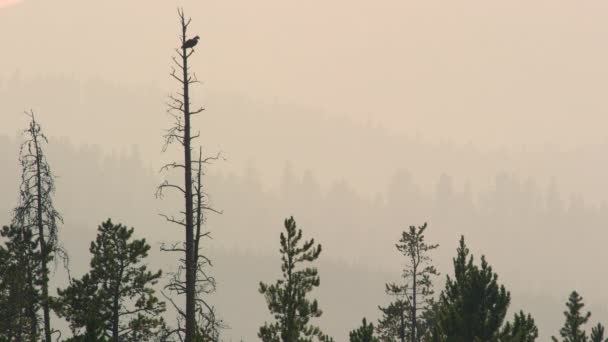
[350,318,379,342]
[258,216,332,342]
[432,236,511,342]
[590,323,608,342]
[55,219,166,341]
[55,273,107,341]
[0,225,40,341]
[552,291,591,342]
[377,300,410,342]
[500,311,539,342]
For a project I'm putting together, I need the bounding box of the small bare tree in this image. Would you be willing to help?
[156,8,224,342]
[13,111,66,342]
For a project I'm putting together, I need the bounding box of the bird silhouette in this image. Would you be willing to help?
[182,36,200,49]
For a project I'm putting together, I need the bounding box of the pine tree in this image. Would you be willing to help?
[377,299,409,342]
[433,236,510,342]
[0,225,40,342]
[377,223,438,342]
[552,291,591,342]
[54,273,107,341]
[258,216,332,342]
[13,111,65,342]
[56,219,166,341]
[350,318,379,342]
[590,323,608,342]
[500,311,538,342]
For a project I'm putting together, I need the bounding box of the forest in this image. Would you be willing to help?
[3,3,608,342]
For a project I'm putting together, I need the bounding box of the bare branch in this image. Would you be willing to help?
[159,214,187,227]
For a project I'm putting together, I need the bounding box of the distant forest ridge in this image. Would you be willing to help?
[2,73,608,204]
[1,132,607,293]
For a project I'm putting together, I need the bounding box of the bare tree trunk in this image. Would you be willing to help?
[180,15,197,342]
[159,10,223,341]
[194,148,203,260]
[400,301,405,342]
[113,294,120,342]
[33,129,52,342]
[112,263,123,342]
[27,261,37,342]
[412,264,417,342]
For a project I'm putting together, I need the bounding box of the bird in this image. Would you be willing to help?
[182,35,200,49]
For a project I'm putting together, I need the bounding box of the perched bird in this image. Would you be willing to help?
[182,35,200,49]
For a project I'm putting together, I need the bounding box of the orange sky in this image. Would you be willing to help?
[0,0,21,7]
[0,0,21,8]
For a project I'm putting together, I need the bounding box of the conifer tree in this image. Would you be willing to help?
[377,294,412,342]
[552,291,591,342]
[590,323,608,342]
[55,273,106,341]
[433,236,510,342]
[377,223,438,342]
[0,225,40,342]
[56,219,166,341]
[13,111,64,342]
[258,216,332,342]
[500,311,538,342]
[350,318,379,342]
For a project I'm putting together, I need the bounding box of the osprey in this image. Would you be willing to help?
[182,36,200,49]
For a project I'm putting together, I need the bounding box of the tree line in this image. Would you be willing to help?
[1,8,607,342]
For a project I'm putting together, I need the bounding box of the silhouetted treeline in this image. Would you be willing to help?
[5,211,601,341]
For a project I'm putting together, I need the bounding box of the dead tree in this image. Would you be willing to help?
[13,111,65,342]
[156,8,224,342]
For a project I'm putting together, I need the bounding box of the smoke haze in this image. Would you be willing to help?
[2,0,608,340]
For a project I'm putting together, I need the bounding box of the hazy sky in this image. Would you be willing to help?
[2,0,608,203]
[2,0,608,148]
[3,2,608,339]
